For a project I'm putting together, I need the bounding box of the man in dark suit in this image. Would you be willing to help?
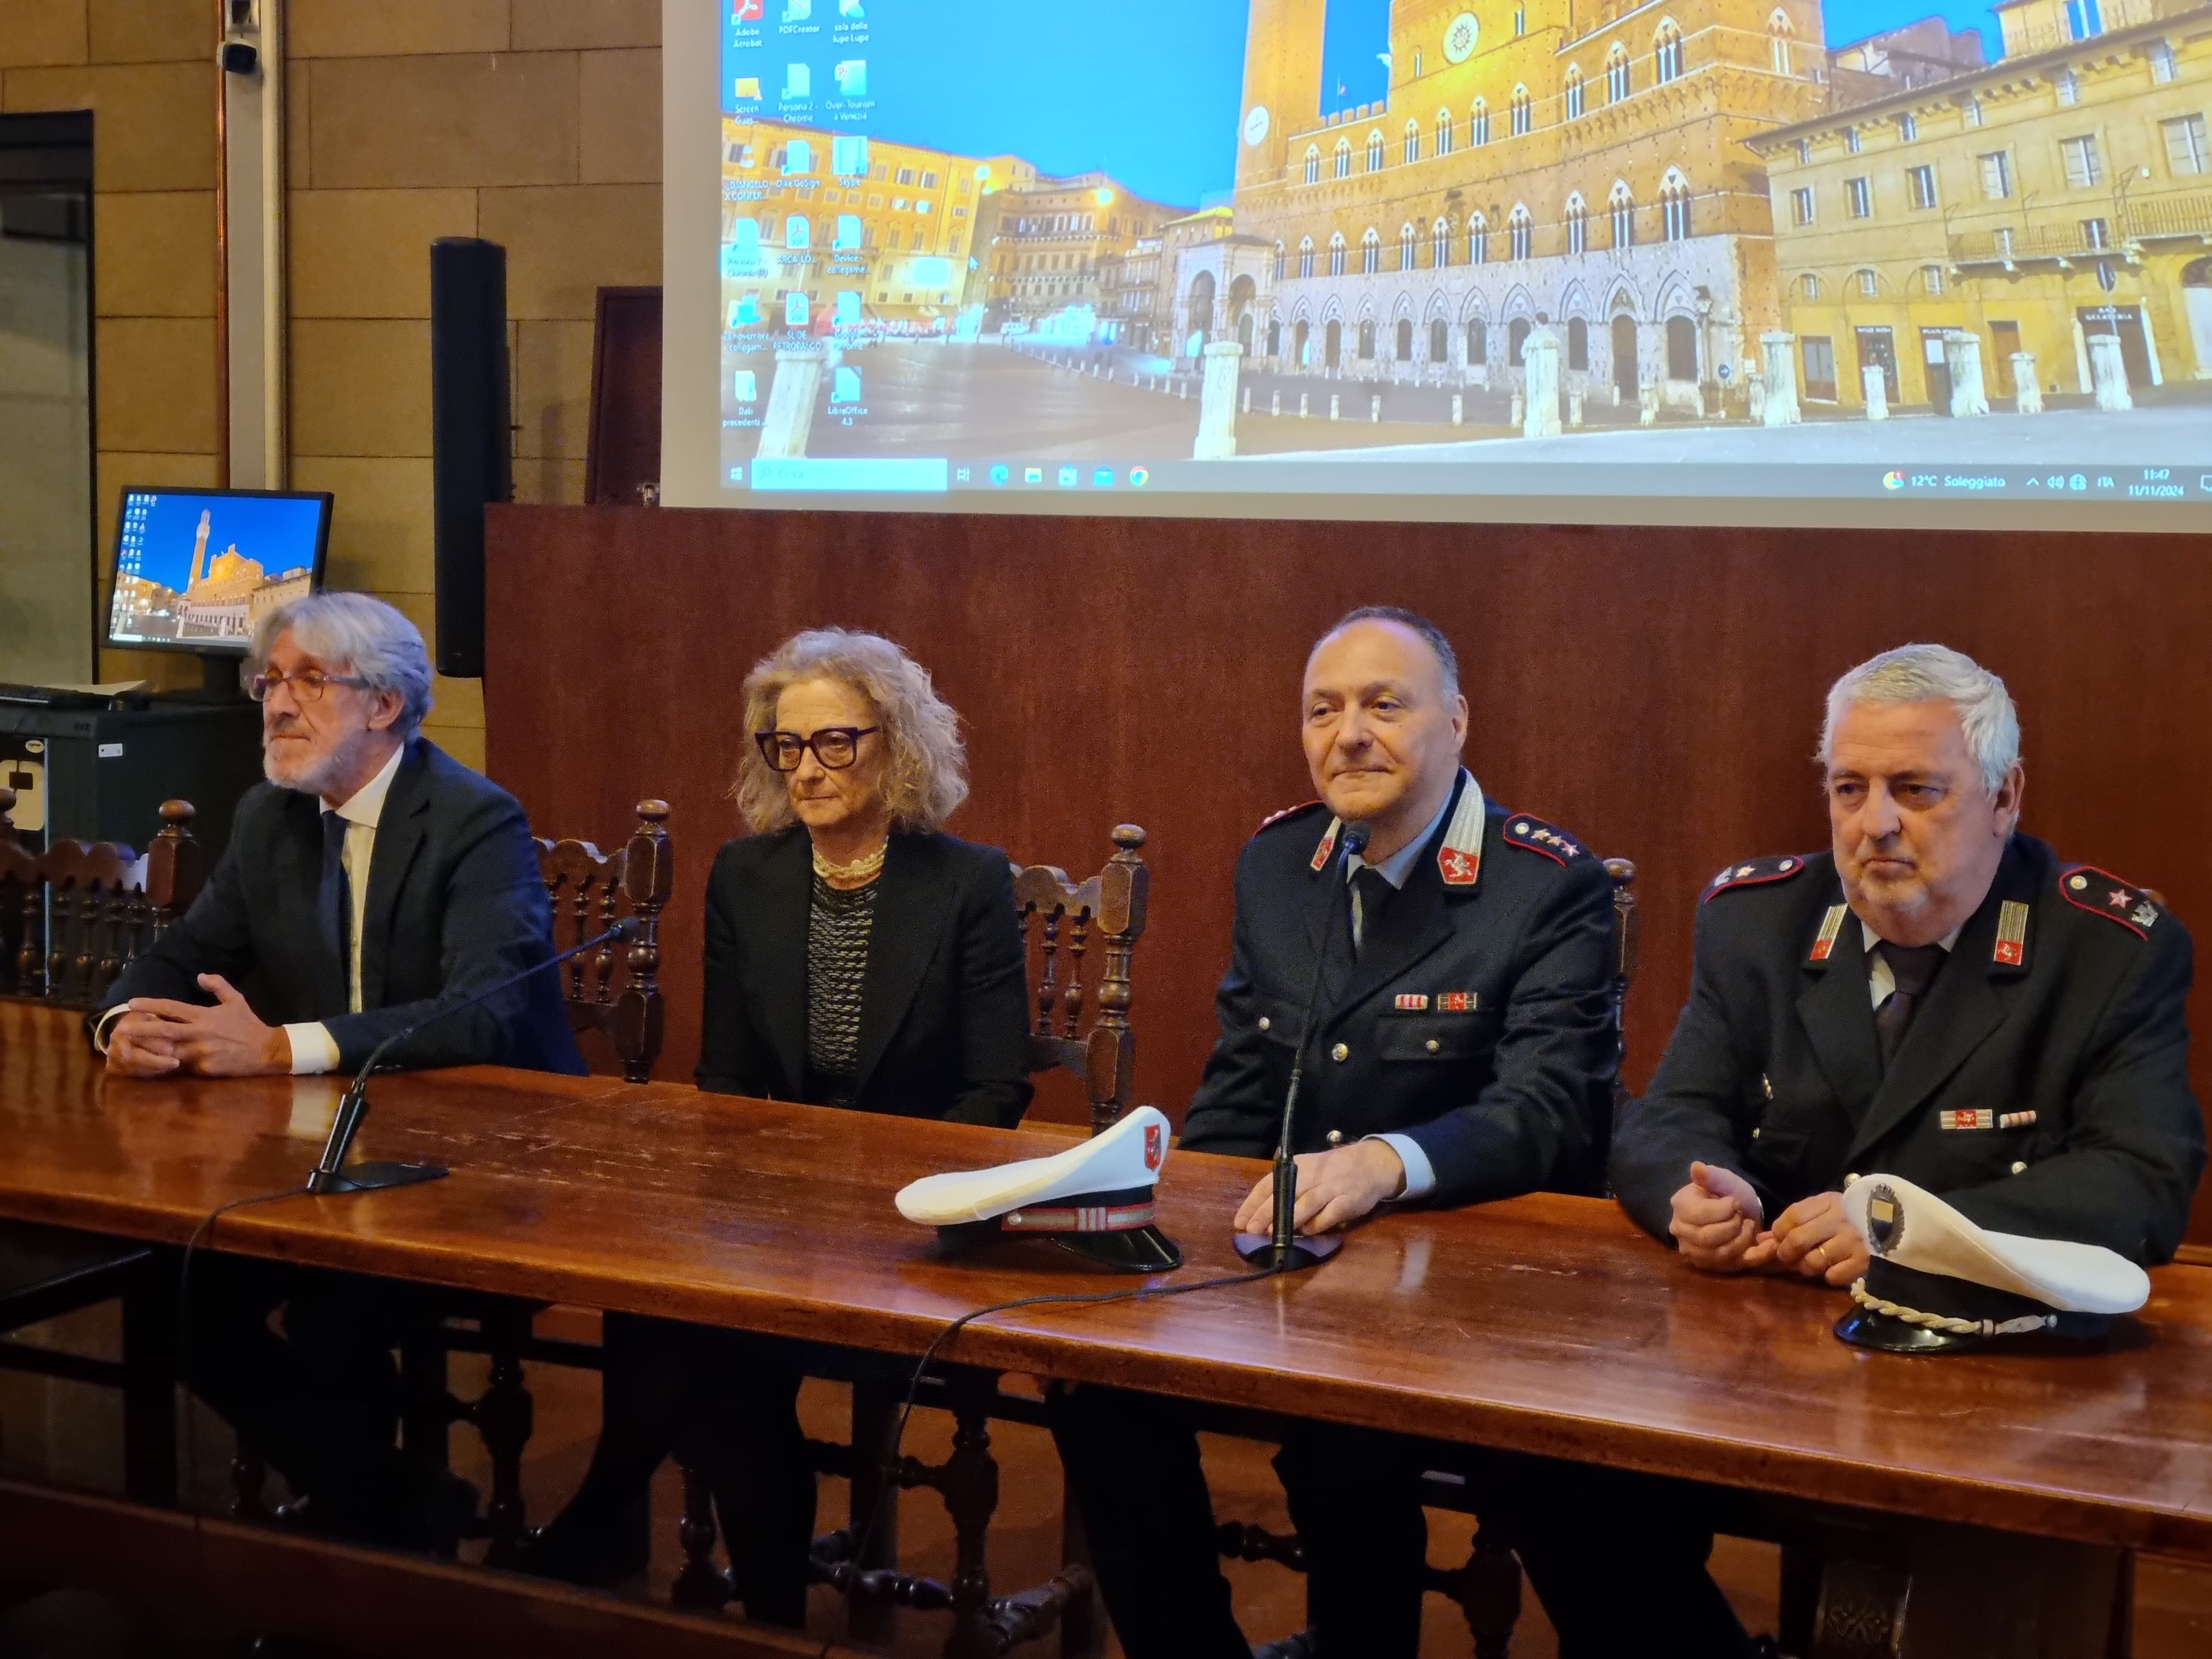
[1051,608,1752,1659]
[1613,640,2202,1279]
[94,591,582,1550]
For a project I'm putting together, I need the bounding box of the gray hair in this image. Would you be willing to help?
[1315,605,1462,697]
[1821,643,2021,795]
[249,592,435,738]
[734,628,969,834]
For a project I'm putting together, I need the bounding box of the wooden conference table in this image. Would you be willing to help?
[3,1000,2210,1657]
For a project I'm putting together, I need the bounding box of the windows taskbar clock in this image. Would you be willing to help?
[727,461,2211,501]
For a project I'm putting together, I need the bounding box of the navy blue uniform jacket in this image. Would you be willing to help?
[98,737,584,1077]
[1180,772,1620,1206]
[1610,833,2203,1263]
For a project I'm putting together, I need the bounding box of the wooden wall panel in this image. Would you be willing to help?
[484,506,2212,1242]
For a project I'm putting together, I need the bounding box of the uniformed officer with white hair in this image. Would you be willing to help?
[1051,606,1756,1659]
[1613,640,2203,1277]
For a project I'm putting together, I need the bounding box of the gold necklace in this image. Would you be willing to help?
[812,838,888,884]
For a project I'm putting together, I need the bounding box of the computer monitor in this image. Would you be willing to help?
[105,487,332,667]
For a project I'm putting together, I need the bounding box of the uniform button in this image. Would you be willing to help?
[1257,1017,1271,1032]
[1752,1127,1762,1139]
[2011,1161,2028,1175]
[1843,1172,1860,1187]
[1330,1042,1349,1062]
[1325,1130,1346,1146]
[1425,1039,1440,1053]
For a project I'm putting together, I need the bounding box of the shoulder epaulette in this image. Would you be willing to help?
[1499,811,1593,867]
[1702,854,1813,904]
[2059,865,2162,939]
[1255,799,1325,835]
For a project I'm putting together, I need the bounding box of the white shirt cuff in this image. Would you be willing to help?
[283,1022,341,1075]
[91,1005,129,1054]
[1370,1132,1436,1201]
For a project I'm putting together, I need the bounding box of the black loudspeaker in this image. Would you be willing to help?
[430,238,511,680]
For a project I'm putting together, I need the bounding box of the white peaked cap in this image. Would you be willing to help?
[896,1105,1172,1227]
[1843,1175,2149,1315]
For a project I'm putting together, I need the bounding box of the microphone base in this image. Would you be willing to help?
[307,1160,449,1197]
[1232,1231,1344,1272]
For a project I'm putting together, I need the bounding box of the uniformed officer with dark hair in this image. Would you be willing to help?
[1613,641,2203,1288]
[1050,606,1754,1659]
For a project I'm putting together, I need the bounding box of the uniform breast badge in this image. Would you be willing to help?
[1993,900,2030,967]
[1808,904,1848,963]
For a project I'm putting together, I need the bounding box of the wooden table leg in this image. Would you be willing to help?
[120,1266,178,1505]
[937,1369,1002,1659]
[846,1378,901,1643]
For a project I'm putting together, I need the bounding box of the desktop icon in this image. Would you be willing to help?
[990,465,1010,485]
[734,75,761,99]
[1881,470,1904,491]
[838,0,863,14]
[733,294,760,324]
[733,370,758,402]
[1093,468,1115,487]
[786,291,810,327]
[1024,466,1044,484]
[834,59,867,97]
[1058,466,1079,487]
[733,0,763,20]
[782,138,812,175]
[831,135,868,176]
[785,214,811,249]
[832,366,861,404]
[783,0,810,19]
[783,62,810,98]
[834,291,862,325]
[1128,467,1150,487]
[834,214,862,250]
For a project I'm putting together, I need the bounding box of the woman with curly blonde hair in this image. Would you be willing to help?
[521,629,1030,1610]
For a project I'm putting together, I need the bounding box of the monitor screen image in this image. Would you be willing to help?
[661,0,2212,528]
[106,488,332,653]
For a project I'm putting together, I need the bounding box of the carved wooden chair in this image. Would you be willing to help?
[1221,857,1640,1659]
[0,792,207,1008]
[660,826,1150,1654]
[330,802,675,1559]
[0,792,209,1510]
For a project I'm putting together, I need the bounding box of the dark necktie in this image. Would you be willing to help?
[1351,866,1395,957]
[318,811,352,1009]
[1872,940,1946,1071]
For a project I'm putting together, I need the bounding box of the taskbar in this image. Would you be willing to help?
[741,458,2211,503]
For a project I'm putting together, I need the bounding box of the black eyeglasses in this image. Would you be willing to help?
[246,669,370,704]
[755,726,879,771]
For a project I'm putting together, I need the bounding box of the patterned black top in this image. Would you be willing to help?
[805,871,878,1107]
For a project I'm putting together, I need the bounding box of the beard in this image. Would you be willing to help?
[264,721,381,800]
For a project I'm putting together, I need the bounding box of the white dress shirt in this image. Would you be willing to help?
[1861,919,1962,1010]
[283,742,407,1074]
[1345,789,1459,1203]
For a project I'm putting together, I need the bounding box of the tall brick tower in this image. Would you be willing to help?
[1235,0,1329,193]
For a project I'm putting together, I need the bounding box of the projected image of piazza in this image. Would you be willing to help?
[713,0,2212,507]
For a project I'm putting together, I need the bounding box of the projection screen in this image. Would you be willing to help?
[662,0,2212,529]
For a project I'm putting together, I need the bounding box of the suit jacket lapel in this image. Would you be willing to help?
[853,834,952,1101]
[1795,897,1884,1131]
[754,829,814,1098]
[1846,853,2025,1162]
[357,740,429,1012]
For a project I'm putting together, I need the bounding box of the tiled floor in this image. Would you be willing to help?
[3,1301,2208,1657]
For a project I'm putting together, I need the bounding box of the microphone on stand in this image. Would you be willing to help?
[1236,820,1369,1272]
[307,919,638,1195]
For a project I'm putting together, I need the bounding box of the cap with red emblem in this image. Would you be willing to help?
[894,1104,1181,1273]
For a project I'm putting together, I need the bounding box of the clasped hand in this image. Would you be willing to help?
[1667,1161,1869,1287]
[1232,1139,1406,1237]
[105,974,291,1079]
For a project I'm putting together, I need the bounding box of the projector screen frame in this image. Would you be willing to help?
[659,0,2209,536]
